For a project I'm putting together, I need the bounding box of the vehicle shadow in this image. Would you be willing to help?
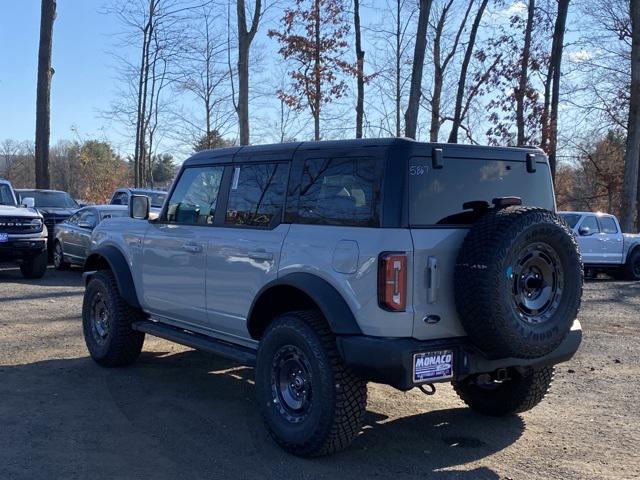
[0,348,524,480]
[0,263,83,288]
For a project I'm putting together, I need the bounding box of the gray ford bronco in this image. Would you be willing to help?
[82,138,583,456]
[0,178,48,278]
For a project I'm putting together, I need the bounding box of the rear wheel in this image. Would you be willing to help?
[53,241,69,270]
[20,251,48,279]
[623,248,640,281]
[255,311,367,457]
[82,270,145,367]
[453,366,554,416]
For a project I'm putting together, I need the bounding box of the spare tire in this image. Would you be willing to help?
[454,206,582,359]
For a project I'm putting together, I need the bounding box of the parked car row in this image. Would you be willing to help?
[0,178,167,278]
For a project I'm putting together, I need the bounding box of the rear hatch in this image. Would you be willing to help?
[408,147,555,340]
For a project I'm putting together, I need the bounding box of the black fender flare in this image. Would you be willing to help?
[84,246,141,309]
[248,272,362,336]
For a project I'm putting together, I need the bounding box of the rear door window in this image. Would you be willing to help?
[560,213,581,229]
[297,157,380,227]
[225,163,289,228]
[598,216,618,234]
[409,157,554,226]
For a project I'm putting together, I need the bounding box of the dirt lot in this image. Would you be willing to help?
[0,265,638,480]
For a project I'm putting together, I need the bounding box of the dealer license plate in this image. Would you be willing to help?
[413,350,454,383]
[0,233,8,243]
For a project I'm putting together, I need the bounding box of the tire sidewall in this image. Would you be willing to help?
[82,274,115,360]
[256,316,335,449]
[494,219,582,356]
[53,241,64,270]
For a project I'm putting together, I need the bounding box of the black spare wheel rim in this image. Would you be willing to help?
[509,242,563,325]
[271,345,313,423]
[90,291,111,345]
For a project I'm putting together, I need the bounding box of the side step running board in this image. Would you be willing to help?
[132,320,257,366]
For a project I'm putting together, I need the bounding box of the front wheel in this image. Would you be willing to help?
[53,241,69,270]
[255,311,367,457]
[453,366,554,416]
[82,270,145,367]
[20,250,48,279]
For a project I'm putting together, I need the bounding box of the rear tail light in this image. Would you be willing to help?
[378,252,407,311]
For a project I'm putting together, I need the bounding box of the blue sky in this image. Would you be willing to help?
[0,1,597,161]
[0,1,121,145]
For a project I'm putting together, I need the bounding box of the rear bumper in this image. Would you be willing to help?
[0,238,47,261]
[337,320,582,391]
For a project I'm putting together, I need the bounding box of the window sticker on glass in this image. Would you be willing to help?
[232,167,240,190]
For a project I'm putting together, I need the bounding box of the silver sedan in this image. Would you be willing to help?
[53,205,128,269]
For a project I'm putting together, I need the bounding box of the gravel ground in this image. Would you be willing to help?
[0,265,638,480]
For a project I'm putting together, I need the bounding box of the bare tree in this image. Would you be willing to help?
[106,0,189,186]
[447,0,488,143]
[621,0,640,232]
[545,0,570,179]
[354,0,365,138]
[367,0,416,137]
[429,0,472,142]
[404,0,433,139]
[235,0,262,145]
[516,0,536,146]
[35,0,57,189]
[176,3,235,150]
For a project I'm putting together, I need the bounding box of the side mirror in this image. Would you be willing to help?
[77,221,94,229]
[129,194,150,220]
[578,227,590,236]
[22,197,35,209]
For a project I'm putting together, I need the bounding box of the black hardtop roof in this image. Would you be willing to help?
[183,138,546,167]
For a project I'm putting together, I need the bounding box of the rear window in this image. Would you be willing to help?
[599,216,618,234]
[409,157,554,226]
[297,157,380,227]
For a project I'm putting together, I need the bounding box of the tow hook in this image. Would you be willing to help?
[418,383,436,395]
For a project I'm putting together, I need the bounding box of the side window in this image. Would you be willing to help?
[166,166,224,224]
[580,216,600,235]
[297,157,380,227]
[79,210,97,228]
[599,217,618,234]
[112,192,128,205]
[67,212,80,225]
[225,163,289,227]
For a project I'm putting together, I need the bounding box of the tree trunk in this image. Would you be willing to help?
[547,0,570,181]
[516,0,535,146]
[448,0,488,144]
[395,0,401,137]
[313,0,321,141]
[236,0,262,146]
[35,0,56,189]
[354,0,364,138]
[430,7,445,142]
[621,0,640,232]
[404,0,433,139]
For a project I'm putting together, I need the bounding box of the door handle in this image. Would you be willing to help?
[248,250,274,261]
[182,243,203,253]
[426,256,439,304]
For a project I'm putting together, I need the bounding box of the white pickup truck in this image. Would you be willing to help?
[560,211,640,280]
